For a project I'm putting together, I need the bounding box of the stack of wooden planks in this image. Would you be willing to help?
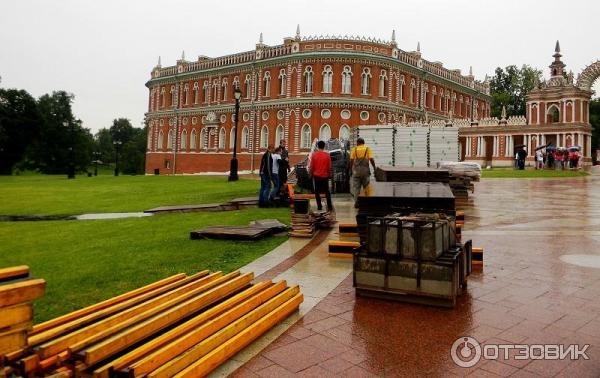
[290,211,335,238]
[1,270,303,377]
[0,266,45,359]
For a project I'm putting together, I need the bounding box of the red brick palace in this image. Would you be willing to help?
[144,27,491,174]
[459,42,595,167]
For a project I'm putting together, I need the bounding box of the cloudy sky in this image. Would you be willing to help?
[1,0,598,133]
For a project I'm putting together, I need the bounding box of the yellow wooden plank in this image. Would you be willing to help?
[31,273,190,336]
[92,281,274,378]
[0,303,32,329]
[0,331,27,355]
[125,281,288,377]
[78,272,253,365]
[0,266,29,281]
[34,271,230,359]
[174,293,304,378]
[18,354,40,374]
[147,285,300,378]
[0,279,45,307]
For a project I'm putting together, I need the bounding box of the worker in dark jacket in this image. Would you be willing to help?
[259,145,273,207]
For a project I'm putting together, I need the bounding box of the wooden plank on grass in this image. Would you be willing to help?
[34,271,230,359]
[80,272,254,365]
[147,285,300,378]
[29,271,213,348]
[0,279,45,307]
[92,281,274,378]
[0,303,32,329]
[124,281,288,377]
[30,273,189,336]
[174,293,304,378]
[0,266,29,283]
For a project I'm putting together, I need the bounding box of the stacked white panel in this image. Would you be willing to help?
[394,126,429,167]
[429,126,459,166]
[357,125,395,167]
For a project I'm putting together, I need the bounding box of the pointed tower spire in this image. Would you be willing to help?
[469,66,473,76]
[501,105,507,120]
[296,24,301,40]
[417,41,421,53]
[181,50,185,61]
[550,40,566,77]
[555,40,560,53]
[157,56,161,67]
[259,32,263,44]
[391,29,396,43]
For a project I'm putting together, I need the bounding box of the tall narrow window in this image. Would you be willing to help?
[200,128,207,150]
[170,86,176,107]
[260,125,269,148]
[339,124,350,140]
[342,66,353,94]
[221,79,228,101]
[241,127,249,149]
[180,129,187,149]
[232,76,240,94]
[203,81,209,103]
[190,129,197,149]
[193,82,199,104]
[245,74,251,99]
[322,65,333,93]
[229,127,236,149]
[167,129,174,150]
[147,128,153,150]
[410,79,416,104]
[379,70,387,97]
[360,68,371,95]
[303,66,313,93]
[150,89,155,112]
[158,130,164,150]
[399,75,405,102]
[183,84,189,105]
[263,72,271,97]
[160,88,166,107]
[212,80,219,102]
[278,69,286,95]
[319,124,331,141]
[432,86,437,110]
[301,124,311,149]
[275,125,284,144]
[218,128,226,149]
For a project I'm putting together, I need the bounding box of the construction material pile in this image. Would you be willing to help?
[436,161,481,200]
[0,266,45,357]
[290,199,335,238]
[1,270,303,378]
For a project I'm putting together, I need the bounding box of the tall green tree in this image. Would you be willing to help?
[95,118,147,174]
[0,89,40,174]
[489,65,543,118]
[94,128,114,164]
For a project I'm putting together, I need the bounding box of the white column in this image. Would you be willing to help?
[589,135,593,157]
[466,137,470,157]
[562,100,567,123]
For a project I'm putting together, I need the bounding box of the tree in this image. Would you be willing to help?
[95,118,147,174]
[95,128,114,165]
[490,65,543,118]
[0,89,40,174]
[590,98,600,163]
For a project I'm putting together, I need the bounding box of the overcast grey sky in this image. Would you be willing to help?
[1,0,598,133]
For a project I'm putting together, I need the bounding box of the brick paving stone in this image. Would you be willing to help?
[262,339,338,373]
[318,356,355,373]
[255,364,297,378]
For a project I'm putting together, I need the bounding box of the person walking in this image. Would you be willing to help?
[277,139,290,194]
[259,145,273,207]
[517,147,527,170]
[349,137,376,208]
[270,147,282,201]
[309,140,333,212]
[536,149,544,170]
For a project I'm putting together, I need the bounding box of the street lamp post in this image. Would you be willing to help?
[113,140,122,176]
[92,151,101,176]
[228,87,242,182]
[63,121,75,179]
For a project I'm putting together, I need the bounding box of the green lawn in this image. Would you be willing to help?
[0,175,261,215]
[481,168,590,178]
[0,208,289,322]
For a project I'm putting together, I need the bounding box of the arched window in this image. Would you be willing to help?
[431,86,437,110]
[319,124,331,141]
[278,69,286,95]
[547,105,560,123]
[147,129,153,150]
[275,125,284,145]
[170,86,176,106]
[263,72,271,97]
[260,125,269,148]
[221,79,228,101]
[301,124,311,149]
[183,83,189,105]
[379,70,387,97]
[410,79,417,104]
[160,87,166,107]
[200,128,207,150]
[399,75,405,101]
[244,74,251,99]
[342,66,353,94]
[232,76,240,93]
[219,128,226,149]
[212,80,219,102]
[304,66,313,93]
[158,130,164,150]
[361,67,371,95]
[180,129,187,150]
[190,129,197,149]
[339,124,351,140]
[423,83,429,108]
[203,81,210,103]
[229,127,236,149]
[193,82,199,104]
[241,127,249,149]
[167,129,174,150]
[322,65,333,93]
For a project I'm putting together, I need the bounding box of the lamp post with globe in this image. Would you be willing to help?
[228,86,242,181]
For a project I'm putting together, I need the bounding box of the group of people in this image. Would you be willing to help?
[258,137,377,211]
[258,139,290,207]
[515,146,582,170]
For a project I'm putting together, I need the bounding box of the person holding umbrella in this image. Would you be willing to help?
[516,145,527,170]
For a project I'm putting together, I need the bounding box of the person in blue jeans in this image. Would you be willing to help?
[270,147,282,201]
[259,145,273,207]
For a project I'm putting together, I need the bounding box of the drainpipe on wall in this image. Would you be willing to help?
[172,74,179,175]
[249,61,257,173]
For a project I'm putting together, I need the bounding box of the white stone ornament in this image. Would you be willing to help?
[206,112,217,122]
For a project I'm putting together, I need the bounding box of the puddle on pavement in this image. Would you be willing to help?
[560,254,600,269]
[76,212,153,220]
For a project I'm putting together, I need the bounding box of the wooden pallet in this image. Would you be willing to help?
[472,247,484,266]
[328,240,360,256]
[2,270,302,378]
[190,226,273,240]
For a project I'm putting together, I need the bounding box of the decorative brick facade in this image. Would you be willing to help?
[144,28,491,174]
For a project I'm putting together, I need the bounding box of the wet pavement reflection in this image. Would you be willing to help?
[233,174,600,377]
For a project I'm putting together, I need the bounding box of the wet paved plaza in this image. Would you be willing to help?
[226,173,600,377]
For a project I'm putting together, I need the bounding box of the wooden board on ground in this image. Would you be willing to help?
[190,226,273,240]
[0,279,45,307]
[0,266,30,283]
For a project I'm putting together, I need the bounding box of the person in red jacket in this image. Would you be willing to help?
[309,140,334,211]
